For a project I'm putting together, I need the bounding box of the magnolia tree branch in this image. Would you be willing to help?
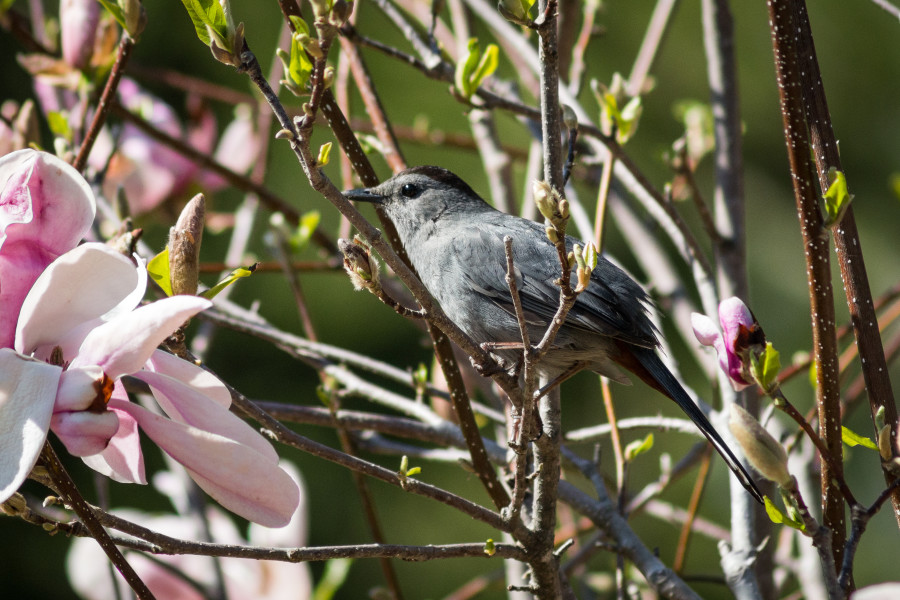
[767,0,846,566]
[790,0,900,526]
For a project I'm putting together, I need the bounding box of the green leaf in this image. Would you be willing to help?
[751,342,781,393]
[289,14,310,36]
[96,0,127,30]
[616,96,642,143]
[823,167,853,227]
[470,43,499,92]
[148,248,173,297]
[405,466,422,477]
[46,111,72,142]
[483,538,496,556]
[624,433,654,462]
[286,30,313,90]
[455,39,480,99]
[179,0,229,50]
[290,211,320,253]
[199,264,255,299]
[313,558,353,600]
[841,426,878,450]
[317,142,332,167]
[455,38,493,100]
[763,496,805,530]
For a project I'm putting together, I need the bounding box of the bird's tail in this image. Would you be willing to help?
[622,344,764,504]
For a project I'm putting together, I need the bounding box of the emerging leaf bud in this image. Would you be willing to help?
[168,194,205,296]
[338,237,381,293]
[729,404,792,488]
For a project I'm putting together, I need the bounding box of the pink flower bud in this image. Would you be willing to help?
[60,0,101,70]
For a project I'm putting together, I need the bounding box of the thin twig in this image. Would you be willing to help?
[72,34,133,172]
[39,442,155,599]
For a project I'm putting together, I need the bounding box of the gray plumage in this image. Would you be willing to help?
[345,166,763,503]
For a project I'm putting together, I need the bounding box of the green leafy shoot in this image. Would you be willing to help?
[593,75,642,144]
[200,264,256,299]
[823,167,853,227]
[498,0,535,24]
[624,433,654,462]
[764,496,805,531]
[96,0,127,31]
[317,142,332,167]
[841,426,878,450]
[483,538,496,557]
[148,248,173,297]
[279,18,313,94]
[313,558,353,600]
[290,211,320,253]
[750,342,781,393]
[455,39,499,100]
[180,0,230,50]
[398,455,421,479]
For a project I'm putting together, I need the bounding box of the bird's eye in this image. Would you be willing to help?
[400,183,420,198]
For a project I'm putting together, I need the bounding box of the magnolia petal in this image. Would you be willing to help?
[690,312,720,347]
[248,462,308,548]
[0,242,55,348]
[112,400,299,527]
[72,295,211,379]
[0,149,95,254]
[0,349,61,502]
[16,243,139,355]
[718,296,754,348]
[133,369,276,462]
[148,349,231,408]
[82,404,146,484]
[50,410,119,456]
[54,366,106,412]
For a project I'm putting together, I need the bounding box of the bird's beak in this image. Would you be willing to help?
[343,188,384,204]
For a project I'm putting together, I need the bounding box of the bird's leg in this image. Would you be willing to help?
[533,361,589,401]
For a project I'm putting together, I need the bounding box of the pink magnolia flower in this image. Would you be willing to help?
[0,149,96,348]
[0,243,299,526]
[67,464,311,600]
[691,297,766,391]
[89,80,259,215]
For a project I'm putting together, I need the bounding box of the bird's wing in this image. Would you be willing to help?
[452,221,658,348]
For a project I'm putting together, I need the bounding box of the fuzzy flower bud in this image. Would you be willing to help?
[729,404,792,488]
[338,237,381,293]
[168,194,205,296]
[532,180,567,230]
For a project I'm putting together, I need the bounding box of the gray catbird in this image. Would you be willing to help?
[345,165,763,503]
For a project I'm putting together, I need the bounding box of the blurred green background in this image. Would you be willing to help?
[2,0,899,598]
